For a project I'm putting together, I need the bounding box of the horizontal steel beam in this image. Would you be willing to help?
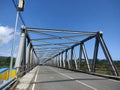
[26,27,97,35]
[31,35,86,42]
[33,42,79,46]
[45,34,96,62]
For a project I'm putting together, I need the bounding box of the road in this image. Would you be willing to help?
[30,66,120,90]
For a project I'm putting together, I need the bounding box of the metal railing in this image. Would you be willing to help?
[16,64,37,77]
[0,78,17,90]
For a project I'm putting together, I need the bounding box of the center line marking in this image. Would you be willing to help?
[49,67,98,90]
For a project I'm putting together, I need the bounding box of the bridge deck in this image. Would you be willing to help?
[30,66,120,90]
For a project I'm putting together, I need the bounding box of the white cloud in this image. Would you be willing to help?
[0,25,13,45]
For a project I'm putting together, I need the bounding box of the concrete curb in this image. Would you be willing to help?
[15,66,39,90]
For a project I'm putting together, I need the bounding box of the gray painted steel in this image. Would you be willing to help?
[82,43,91,72]
[15,28,26,68]
[73,49,78,70]
[26,43,31,65]
[15,26,119,77]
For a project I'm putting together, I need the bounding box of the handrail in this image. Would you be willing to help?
[0,78,17,90]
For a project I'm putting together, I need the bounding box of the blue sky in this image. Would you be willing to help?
[0,0,120,60]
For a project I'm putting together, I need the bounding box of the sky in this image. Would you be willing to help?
[0,0,120,60]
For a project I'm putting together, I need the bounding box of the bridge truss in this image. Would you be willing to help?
[15,26,119,76]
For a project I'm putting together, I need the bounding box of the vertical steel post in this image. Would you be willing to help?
[56,55,58,67]
[98,32,119,76]
[61,53,63,68]
[67,50,71,69]
[32,51,35,67]
[55,57,56,66]
[22,35,26,75]
[73,48,78,70]
[30,48,33,69]
[71,47,74,69]
[92,37,99,72]
[59,54,62,67]
[57,56,59,67]
[82,43,91,72]
[55,56,57,66]
[79,44,82,70]
[58,55,60,67]
[63,52,66,68]
[15,26,26,73]
[34,54,37,65]
[26,43,31,71]
[53,58,55,66]
[65,50,67,68]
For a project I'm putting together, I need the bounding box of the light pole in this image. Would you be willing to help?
[9,0,25,80]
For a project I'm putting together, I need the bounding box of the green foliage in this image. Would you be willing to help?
[0,56,15,68]
[74,59,120,75]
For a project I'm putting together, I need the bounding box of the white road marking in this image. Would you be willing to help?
[32,67,39,90]
[49,67,98,90]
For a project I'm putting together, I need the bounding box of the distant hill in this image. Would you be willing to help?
[0,56,15,68]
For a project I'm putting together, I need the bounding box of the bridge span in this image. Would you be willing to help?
[0,26,120,90]
[29,66,120,90]
[0,1,120,89]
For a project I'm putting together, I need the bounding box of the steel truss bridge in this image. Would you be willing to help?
[15,26,119,76]
[0,26,120,90]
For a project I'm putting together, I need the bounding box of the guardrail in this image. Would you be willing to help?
[52,62,120,76]
[0,78,17,90]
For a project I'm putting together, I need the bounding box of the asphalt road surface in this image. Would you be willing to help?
[30,66,120,90]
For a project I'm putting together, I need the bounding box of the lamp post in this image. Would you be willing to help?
[9,0,25,80]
